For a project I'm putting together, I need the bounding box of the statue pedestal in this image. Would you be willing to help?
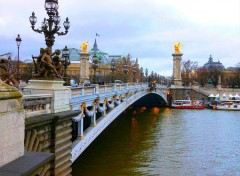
[172,53,183,87]
[24,80,71,113]
[0,80,24,167]
[173,79,183,88]
[80,52,90,83]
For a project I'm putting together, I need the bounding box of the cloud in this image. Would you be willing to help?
[0,0,239,75]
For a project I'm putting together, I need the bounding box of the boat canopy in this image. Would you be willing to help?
[234,94,240,98]
[208,93,215,98]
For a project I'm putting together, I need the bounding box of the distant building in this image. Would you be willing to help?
[203,55,225,71]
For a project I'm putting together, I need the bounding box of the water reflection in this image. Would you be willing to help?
[72,108,240,176]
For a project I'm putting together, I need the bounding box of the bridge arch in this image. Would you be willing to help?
[71,89,168,162]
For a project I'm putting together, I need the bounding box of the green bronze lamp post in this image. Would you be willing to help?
[29,0,70,50]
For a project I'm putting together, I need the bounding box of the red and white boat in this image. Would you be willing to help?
[171,100,205,109]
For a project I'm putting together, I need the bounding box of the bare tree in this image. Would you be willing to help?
[181,60,198,86]
[208,66,222,87]
[21,63,34,81]
[196,67,209,87]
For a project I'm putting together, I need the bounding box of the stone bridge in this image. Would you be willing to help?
[0,82,168,176]
[69,83,168,162]
[3,80,239,175]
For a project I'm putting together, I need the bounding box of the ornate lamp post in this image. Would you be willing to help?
[132,63,136,83]
[145,68,148,83]
[92,54,99,84]
[29,0,70,50]
[62,46,70,85]
[140,67,143,83]
[110,58,116,83]
[151,71,154,82]
[123,59,128,83]
[15,34,22,81]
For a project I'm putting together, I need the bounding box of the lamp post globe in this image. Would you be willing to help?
[140,67,143,83]
[123,59,128,83]
[29,0,70,51]
[15,34,22,81]
[92,54,99,84]
[132,64,136,83]
[62,45,70,70]
[145,68,148,83]
[110,58,116,83]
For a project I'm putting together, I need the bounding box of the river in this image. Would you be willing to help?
[72,107,240,176]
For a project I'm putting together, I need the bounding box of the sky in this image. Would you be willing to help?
[0,0,239,76]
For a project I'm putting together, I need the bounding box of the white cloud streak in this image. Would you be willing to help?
[0,0,239,76]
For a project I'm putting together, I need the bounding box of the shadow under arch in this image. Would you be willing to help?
[131,92,167,108]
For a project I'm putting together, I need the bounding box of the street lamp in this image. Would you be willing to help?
[110,58,116,83]
[92,54,99,84]
[29,0,70,50]
[151,71,154,82]
[140,67,143,83]
[123,59,128,83]
[15,34,22,81]
[145,68,148,83]
[62,46,70,85]
[132,63,136,83]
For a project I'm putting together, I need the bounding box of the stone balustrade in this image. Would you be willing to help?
[23,94,52,118]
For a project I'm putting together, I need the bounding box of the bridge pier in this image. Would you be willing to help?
[0,80,24,167]
[169,87,208,101]
[24,111,80,175]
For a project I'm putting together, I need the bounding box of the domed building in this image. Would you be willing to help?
[65,38,123,84]
[203,55,225,71]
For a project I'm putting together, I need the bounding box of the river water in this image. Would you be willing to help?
[72,107,240,176]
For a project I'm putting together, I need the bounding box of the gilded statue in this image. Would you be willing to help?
[174,42,183,53]
[80,42,88,53]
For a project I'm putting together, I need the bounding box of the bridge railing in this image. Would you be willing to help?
[70,83,148,97]
[22,94,52,118]
[99,85,113,93]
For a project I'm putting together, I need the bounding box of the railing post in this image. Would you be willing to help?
[91,106,97,126]
[126,83,128,90]
[78,116,84,139]
[103,99,107,117]
[92,84,99,94]
[112,83,116,91]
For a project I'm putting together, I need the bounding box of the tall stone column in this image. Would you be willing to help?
[172,53,183,87]
[0,80,24,167]
[80,52,90,84]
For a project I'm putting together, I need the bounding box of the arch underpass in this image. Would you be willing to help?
[71,89,167,162]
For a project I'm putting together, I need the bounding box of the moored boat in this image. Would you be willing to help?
[171,100,205,109]
[216,100,240,111]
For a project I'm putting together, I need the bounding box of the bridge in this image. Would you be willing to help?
[1,79,239,175]
[0,81,168,175]
[69,83,168,162]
